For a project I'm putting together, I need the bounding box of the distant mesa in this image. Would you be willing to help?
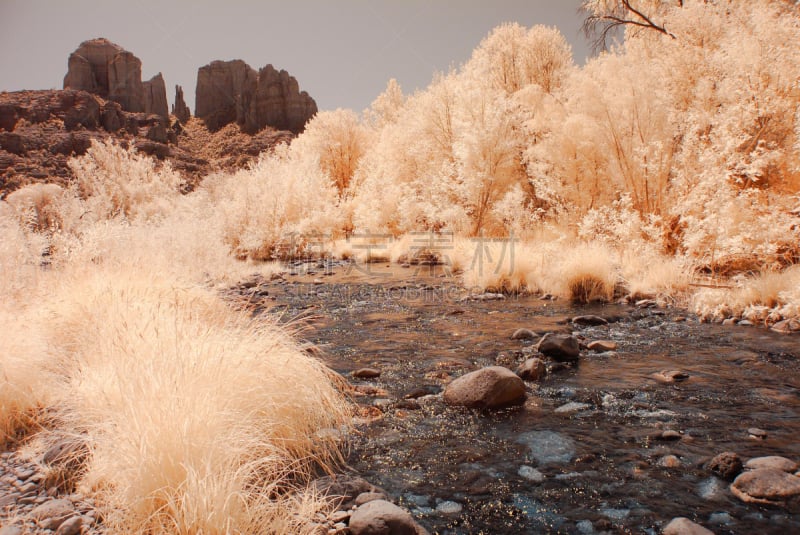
[63,38,168,119]
[195,60,317,134]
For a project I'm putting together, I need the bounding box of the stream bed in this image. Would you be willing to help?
[253,262,800,534]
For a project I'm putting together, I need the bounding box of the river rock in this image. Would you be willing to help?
[747,427,768,439]
[516,358,546,381]
[536,334,580,362]
[652,370,690,384]
[353,368,381,379]
[355,492,388,506]
[706,452,743,481]
[29,499,76,530]
[444,366,526,409]
[730,468,800,505]
[587,340,617,352]
[511,328,538,340]
[348,500,428,535]
[662,517,715,534]
[517,430,576,465]
[770,318,800,334]
[311,474,386,510]
[745,456,798,473]
[572,315,608,326]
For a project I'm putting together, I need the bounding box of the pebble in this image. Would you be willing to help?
[747,427,768,439]
[518,465,545,483]
[436,501,463,514]
[511,328,538,340]
[658,455,682,468]
[652,370,690,384]
[554,402,591,414]
[587,340,617,352]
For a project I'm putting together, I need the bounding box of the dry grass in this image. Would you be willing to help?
[40,265,350,534]
[692,265,800,322]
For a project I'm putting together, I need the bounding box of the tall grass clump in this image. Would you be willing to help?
[45,266,350,534]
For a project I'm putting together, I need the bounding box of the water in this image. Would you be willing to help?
[253,264,800,534]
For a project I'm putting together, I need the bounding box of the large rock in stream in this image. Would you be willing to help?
[443,366,526,409]
[730,468,800,506]
[536,333,580,362]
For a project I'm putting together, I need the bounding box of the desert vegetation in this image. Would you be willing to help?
[2,0,800,532]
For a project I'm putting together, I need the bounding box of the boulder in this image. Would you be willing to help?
[662,517,715,535]
[173,85,191,123]
[745,456,798,473]
[516,358,546,381]
[730,468,800,505]
[706,452,743,481]
[348,500,428,535]
[195,59,316,133]
[444,366,526,409]
[536,333,580,362]
[143,73,169,118]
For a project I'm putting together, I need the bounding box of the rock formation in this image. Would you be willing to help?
[195,59,316,134]
[172,85,191,123]
[63,38,168,119]
[143,73,169,119]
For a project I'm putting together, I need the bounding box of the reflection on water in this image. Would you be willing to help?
[262,265,800,534]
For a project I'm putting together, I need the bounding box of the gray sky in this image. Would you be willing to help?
[0,1,590,113]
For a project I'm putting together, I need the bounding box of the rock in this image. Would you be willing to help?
[745,456,798,473]
[436,501,462,514]
[662,517,715,534]
[706,452,743,481]
[587,340,617,352]
[353,368,381,379]
[747,427,768,439]
[29,499,76,530]
[771,318,800,334]
[554,402,591,413]
[355,492,388,506]
[516,358,546,381]
[55,515,82,535]
[518,465,545,482]
[511,328,538,340]
[143,73,169,118]
[730,468,800,505]
[329,510,351,524]
[172,85,191,123]
[63,38,165,116]
[195,59,317,134]
[0,527,23,535]
[443,366,526,409]
[348,500,427,535]
[517,430,576,465]
[311,475,386,511]
[536,333,580,362]
[572,315,608,326]
[721,318,737,326]
[659,455,682,468]
[652,370,690,384]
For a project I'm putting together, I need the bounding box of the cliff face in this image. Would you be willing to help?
[63,38,168,119]
[195,60,317,134]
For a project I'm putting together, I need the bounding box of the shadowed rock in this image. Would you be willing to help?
[195,59,317,134]
[64,38,168,118]
[172,85,191,123]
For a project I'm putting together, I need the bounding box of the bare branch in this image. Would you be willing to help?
[581,0,678,53]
